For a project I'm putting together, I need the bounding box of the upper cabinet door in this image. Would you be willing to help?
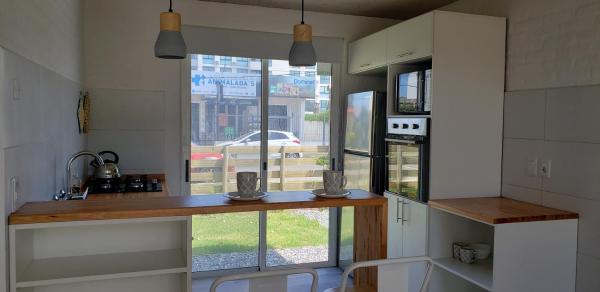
[387,12,434,65]
[348,30,387,74]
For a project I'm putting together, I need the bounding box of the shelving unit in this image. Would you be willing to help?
[15,249,186,288]
[10,217,192,292]
[428,197,578,292]
[432,258,493,291]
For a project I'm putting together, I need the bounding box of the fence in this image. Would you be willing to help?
[191,145,329,194]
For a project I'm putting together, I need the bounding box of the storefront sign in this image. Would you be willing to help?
[192,71,258,97]
[269,75,315,98]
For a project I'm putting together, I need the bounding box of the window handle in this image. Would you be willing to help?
[185,160,190,182]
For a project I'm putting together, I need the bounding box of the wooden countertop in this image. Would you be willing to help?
[9,190,386,225]
[429,197,578,224]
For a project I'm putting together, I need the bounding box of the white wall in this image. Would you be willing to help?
[0,1,84,291]
[0,0,83,83]
[83,0,397,195]
[441,1,600,291]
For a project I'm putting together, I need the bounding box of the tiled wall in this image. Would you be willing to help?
[502,87,600,291]
[87,88,166,175]
[0,48,85,209]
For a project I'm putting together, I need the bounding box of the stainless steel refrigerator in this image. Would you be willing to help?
[339,91,387,268]
[343,91,387,195]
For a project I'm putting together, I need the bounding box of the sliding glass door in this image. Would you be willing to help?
[186,54,336,273]
[188,55,262,272]
[265,60,333,267]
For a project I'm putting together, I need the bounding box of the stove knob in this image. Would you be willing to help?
[412,124,420,129]
[402,123,409,129]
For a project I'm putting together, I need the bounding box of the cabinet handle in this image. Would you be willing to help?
[396,198,402,223]
[397,51,414,58]
[401,201,409,225]
[360,63,371,67]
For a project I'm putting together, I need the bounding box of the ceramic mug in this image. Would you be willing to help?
[323,170,347,195]
[459,247,477,264]
[452,242,469,259]
[237,172,260,197]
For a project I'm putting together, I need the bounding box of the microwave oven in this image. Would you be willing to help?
[395,69,431,114]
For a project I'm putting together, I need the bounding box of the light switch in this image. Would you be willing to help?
[540,160,552,178]
[527,158,538,176]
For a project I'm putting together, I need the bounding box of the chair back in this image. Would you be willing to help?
[338,257,434,292]
[209,268,319,292]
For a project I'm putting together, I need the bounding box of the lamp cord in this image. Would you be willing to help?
[301,0,304,24]
[169,0,173,12]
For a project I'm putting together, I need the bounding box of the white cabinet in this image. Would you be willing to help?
[386,192,404,259]
[385,192,427,259]
[348,29,387,74]
[386,12,433,65]
[428,201,578,292]
[401,199,428,257]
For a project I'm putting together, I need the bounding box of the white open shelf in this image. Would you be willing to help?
[10,217,192,292]
[433,257,493,291]
[16,249,186,288]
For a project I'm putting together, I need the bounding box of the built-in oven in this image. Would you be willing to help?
[385,117,430,203]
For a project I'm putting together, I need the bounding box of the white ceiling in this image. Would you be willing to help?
[199,0,458,19]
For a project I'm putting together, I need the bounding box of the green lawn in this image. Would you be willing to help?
[192,210,328,255]
[340,207,354,247]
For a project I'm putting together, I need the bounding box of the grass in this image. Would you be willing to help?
[340,207,354,247]
[192,210,328,255]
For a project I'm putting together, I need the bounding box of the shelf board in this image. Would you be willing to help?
[429,197,578,225]
[16,249,187,288]
[433,257,493,291]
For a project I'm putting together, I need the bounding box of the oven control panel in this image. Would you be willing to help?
[387,117,428,136]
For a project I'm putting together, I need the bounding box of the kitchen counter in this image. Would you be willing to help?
[429,197,578,224]
[86,173,170,200]
[9,189,387,290]
[10,189,385,224]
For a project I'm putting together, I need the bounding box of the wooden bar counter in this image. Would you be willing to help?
[9,189,387,290]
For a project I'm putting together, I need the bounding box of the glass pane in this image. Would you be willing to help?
[399,144,420,200]
[386,143,420,200]
[266,60,332,266]
[344,92,374,153]
[343,153,371,191]
[190,54,261,272]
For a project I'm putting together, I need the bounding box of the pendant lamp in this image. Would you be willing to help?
[289,0,316,66]
[154,0,187,59]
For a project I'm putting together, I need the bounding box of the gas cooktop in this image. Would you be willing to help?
[87,175,163,194]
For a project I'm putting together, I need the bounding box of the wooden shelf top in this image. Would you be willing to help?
[429,197,578,225]
[9,190,386,225]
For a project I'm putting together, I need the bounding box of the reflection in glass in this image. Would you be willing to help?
[387,143,420,200]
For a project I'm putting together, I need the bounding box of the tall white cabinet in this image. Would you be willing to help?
[349,10,510,292]
[349,10,506,199]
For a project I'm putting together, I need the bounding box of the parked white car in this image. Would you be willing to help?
[216,130,303,158]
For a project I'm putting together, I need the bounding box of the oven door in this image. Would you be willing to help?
[385,138,427,202]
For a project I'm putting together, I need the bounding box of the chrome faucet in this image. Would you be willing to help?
[66,151,104,199]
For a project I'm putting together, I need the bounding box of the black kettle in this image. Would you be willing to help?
[91,151,121,179]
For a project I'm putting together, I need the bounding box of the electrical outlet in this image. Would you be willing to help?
[527,158,538,176]
[540,160,552,178]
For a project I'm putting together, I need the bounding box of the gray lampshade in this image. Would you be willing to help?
[154,30,187,59]
[289,41,316,66]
